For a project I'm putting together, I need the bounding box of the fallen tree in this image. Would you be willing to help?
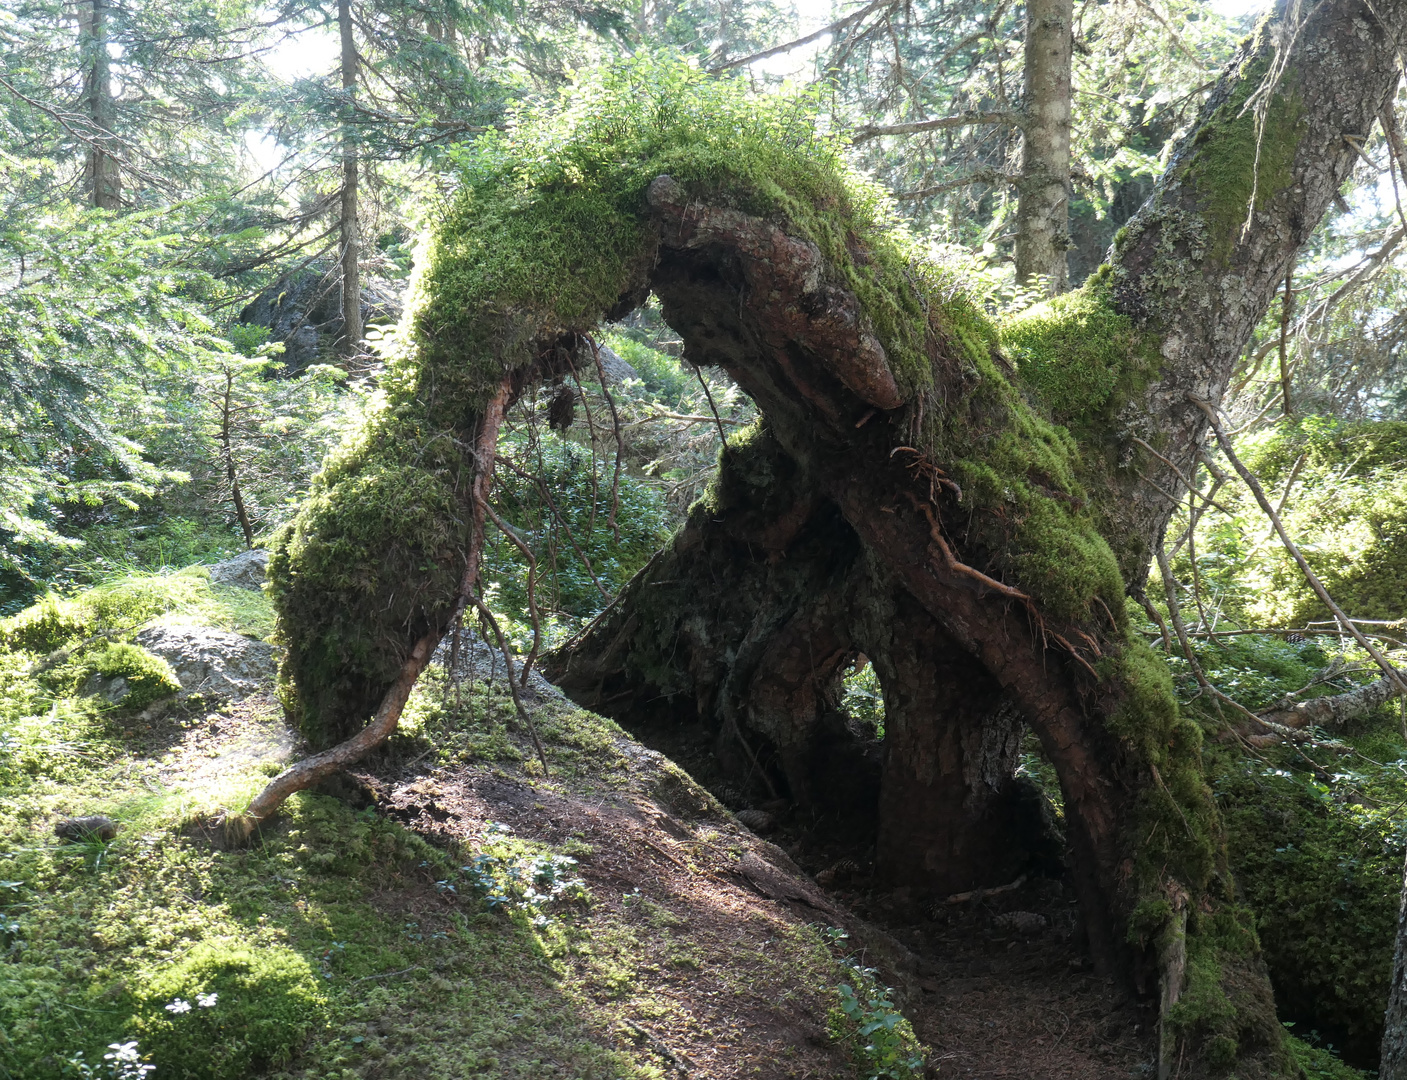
[237,7,1406,1073]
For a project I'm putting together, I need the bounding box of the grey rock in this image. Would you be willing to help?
[135,624,277,701]
[576,341,642,386]
[430,634,562,702]
[238,266,401,373]
[55,815,118,842]
[82,672,131,704]
[208,548,269,591]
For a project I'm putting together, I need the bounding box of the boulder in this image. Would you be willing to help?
[208,549,269,591]
[135,625,277,701]
[238,266,401,373]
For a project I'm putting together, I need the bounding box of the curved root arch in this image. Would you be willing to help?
[231,36,1407,1068]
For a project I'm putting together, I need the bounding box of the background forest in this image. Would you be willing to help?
[4,0,1407,1077]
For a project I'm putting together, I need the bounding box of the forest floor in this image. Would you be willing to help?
[4,570,1363,1079]
[233,659,1157,1079]
[180,643,1157,1079]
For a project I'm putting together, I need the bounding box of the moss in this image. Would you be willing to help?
[0,595,89,653]
[0,568,274,659]
[1181,51,1306,264]
[82,642,181,710]
[1216,746,1403,1067]
[1000,278,1159,432]
[135,939,325,1080]
[1166,915,1289,1076]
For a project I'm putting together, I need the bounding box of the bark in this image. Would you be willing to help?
[1260,669,1407,730]
[80,0,121,209]
[1014,0,1072,292]
[857,584,1030,894]
[337,0,362,359]
[1384,857,1407,1080]
[1104,0,1405,592]
[547,0,1407,1024]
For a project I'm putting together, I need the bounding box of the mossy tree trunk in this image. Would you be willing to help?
[546,3,1405,1069]
[264,6,1407,1073]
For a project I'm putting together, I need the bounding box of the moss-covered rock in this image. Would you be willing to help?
[80,642,181,710]
[135,939,325,1080]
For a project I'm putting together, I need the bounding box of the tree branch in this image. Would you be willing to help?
[893,168,1020,200]
[853,109,1025,143]
[1192,396,1407,709]
[711,0,896,71]
[1260,668,1407,729]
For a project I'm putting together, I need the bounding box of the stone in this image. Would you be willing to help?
[135,624,277,701]
[208,548,269,591]
[82,672,131,704]
[55,815,118,842]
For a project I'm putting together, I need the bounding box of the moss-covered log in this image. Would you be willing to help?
[267,4,1407,1074]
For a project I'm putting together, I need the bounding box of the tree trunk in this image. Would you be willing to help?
[219,369,255,549]
[857,584,1030,894]
[547,4,1405,1064]
[266,2,1407,1072]
[80,0,121,209]
[1383,854,1407,1079]
[337,0,362,359]
[1014,0,1071,293]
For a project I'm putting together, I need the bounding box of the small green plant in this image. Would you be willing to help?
[63,1041,154,1080]
[839,661,885,738]
[82,643,181,710]
[836,980,924,1080]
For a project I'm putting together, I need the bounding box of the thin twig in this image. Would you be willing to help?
[586,335,625,543]
[471,593,549,777]
[482,500,544,688]
[1192,395,1407,735]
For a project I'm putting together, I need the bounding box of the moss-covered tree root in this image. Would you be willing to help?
[267,8,1407,1074]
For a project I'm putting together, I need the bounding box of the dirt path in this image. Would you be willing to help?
[158,668,1154,1078]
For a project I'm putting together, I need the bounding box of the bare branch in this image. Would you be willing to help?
[852,109,1025,143]
[894,168,1020,200]
[711,0,896,71]
[1192,395,1407,710]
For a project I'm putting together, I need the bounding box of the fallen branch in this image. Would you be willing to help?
[621,1019,692,1075]
[946,874,1027,905]
[1260,668,1407,729]
[224,380,513,843]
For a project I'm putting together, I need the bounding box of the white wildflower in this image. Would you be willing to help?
[164,998,192,1014]
[196,992,218,1008]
